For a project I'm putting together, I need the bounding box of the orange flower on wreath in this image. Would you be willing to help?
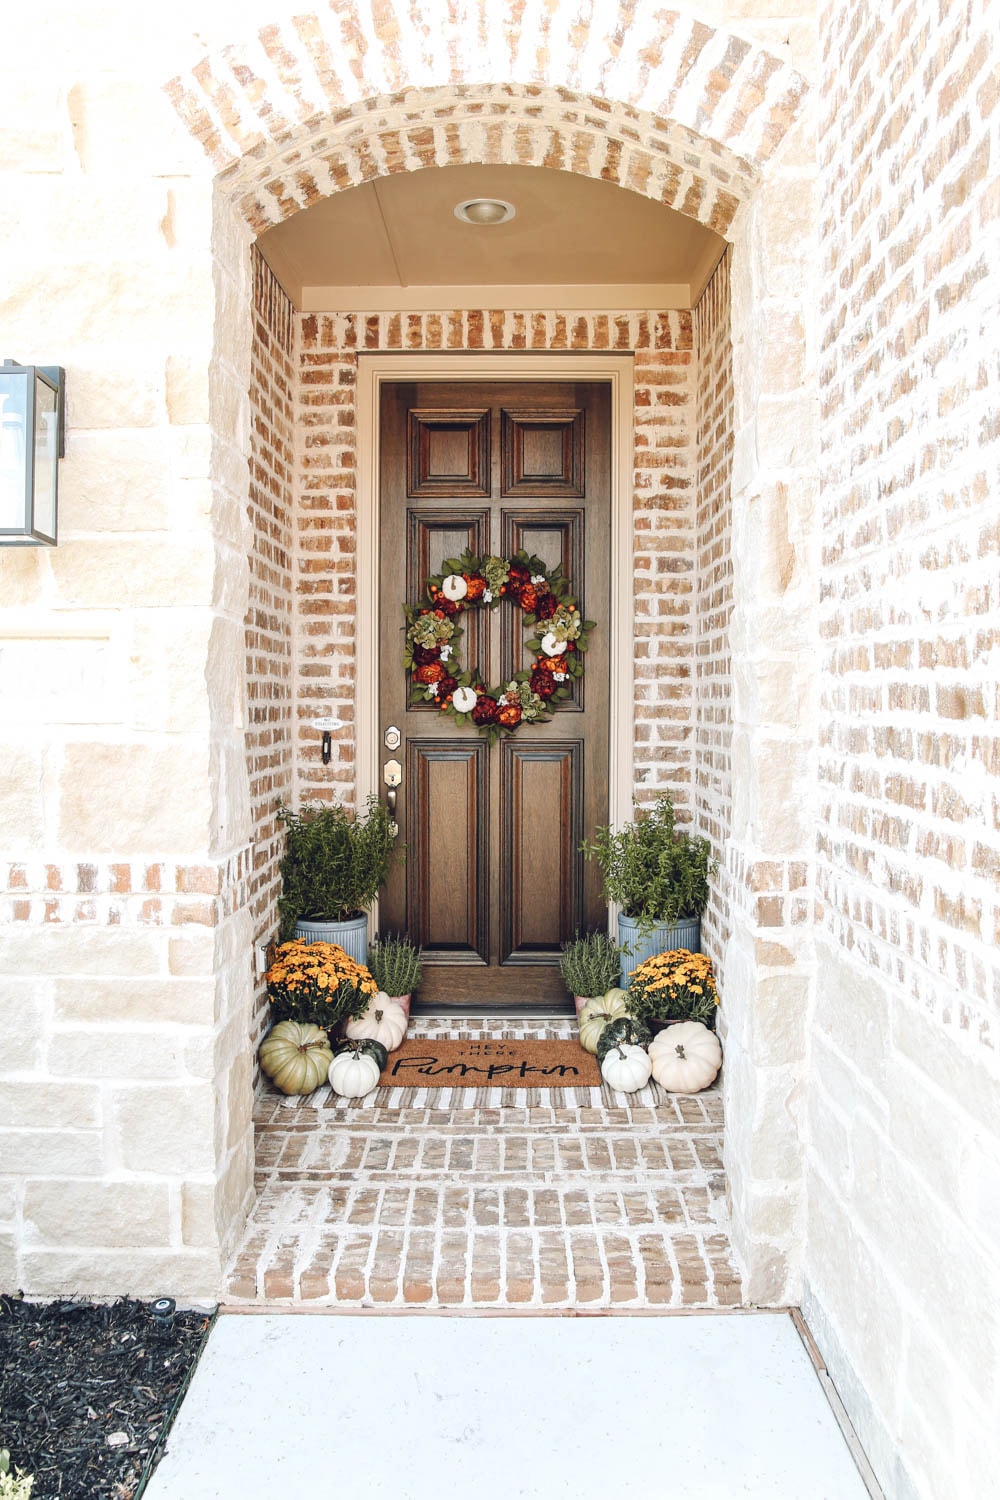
[414,662,447,685]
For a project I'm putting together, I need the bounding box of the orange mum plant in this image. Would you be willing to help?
[265,940,378,1031]
[625,949,720,1030]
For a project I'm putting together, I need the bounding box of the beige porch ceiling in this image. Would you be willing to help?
[257,162,726,310]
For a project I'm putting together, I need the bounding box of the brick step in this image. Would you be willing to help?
[257,1130,722,1173]
[256,1094,723,1132]
[243,1180,728,1226]
[228,1222,742,1308]
[233,1036,738,1310]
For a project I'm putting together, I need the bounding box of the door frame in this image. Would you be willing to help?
[356,352,635,932]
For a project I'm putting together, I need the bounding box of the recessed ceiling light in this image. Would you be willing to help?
[454,198,516,226]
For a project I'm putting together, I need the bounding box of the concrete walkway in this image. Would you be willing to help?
[146,1310,871,1499]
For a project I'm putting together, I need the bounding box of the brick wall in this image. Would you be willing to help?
[246,249,296,1036]
[805,4,1000,1496]
[693,248,734,975]
[292,307,698,811]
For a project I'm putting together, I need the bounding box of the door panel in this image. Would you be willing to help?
[501,408,586,496]
[379,380,610,1009]
[406,509,491,695]
[406,741,489,959]
[500,740,583,962]
[408,409,491,496]
[500,509,586,709]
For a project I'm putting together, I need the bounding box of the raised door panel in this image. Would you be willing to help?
[500,508,585,709]
[409,409,490,497]
[501,408,585,497]
[500,740,582,963]
[407,508,491,706]
[406,740,488,959]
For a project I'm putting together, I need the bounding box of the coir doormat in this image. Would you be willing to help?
[379,1037,601,1088]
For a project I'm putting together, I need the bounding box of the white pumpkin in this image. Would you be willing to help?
[600,1042,652,1093]
[441,573,468,601]
[328,1044,384,1097]
[540,632,567,656]
[344,992,408,1052]
[649,1022,722,1093]
[578,990,629,1054]
[452,685,477,714]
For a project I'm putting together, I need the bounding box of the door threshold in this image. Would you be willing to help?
[410,1003,575,1020]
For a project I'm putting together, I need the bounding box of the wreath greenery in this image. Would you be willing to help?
[403,548,596,744]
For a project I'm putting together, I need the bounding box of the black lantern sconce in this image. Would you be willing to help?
[0,359,65,546]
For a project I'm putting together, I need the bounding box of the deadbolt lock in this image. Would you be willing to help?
[383,725,401,751]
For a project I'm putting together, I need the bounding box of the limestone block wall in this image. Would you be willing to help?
[715,101,821,1309]
[805,4,1000,1497]
[290,307,700,812]
[0,10,257,1300]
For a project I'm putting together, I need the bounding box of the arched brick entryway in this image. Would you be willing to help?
[168,0,818,1305]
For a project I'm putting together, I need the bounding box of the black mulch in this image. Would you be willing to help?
[0,1295,214,1499]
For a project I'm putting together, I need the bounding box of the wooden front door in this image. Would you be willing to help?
[378,380,610,1007]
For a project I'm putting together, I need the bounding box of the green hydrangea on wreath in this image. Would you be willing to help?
[403,548,597,746]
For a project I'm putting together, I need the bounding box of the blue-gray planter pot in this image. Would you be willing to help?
[294,913,369,967]
[618,914,701,989]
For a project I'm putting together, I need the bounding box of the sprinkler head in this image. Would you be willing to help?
[150,1297,176,1337]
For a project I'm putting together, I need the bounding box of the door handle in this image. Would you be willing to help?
[383,758,402,836]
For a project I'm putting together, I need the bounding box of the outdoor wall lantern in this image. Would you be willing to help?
[0,359,65,546]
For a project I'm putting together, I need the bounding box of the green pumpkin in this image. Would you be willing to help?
[333,1036,389,1070]
[578,990,629,1053]
[259,1021,334,1095]
[595,1014,652,1065]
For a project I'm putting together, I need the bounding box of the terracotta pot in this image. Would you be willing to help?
[573,994,601,1015]
[388,993,412,1020]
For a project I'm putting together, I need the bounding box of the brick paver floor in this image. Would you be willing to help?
[226,1015,742,1309]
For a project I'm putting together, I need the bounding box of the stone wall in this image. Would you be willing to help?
[805,4,1000,1497]
[246,249,296,1038]
[693,248,735,976]
[0,12,257,1301]
[292,307,699,811]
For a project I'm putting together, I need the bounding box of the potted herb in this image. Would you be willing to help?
[580,793,716,986]
[559,931,625,1014]
[367,934,423,1018]
[277,795,398,963]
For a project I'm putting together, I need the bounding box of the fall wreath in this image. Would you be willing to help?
[403,548,596,743]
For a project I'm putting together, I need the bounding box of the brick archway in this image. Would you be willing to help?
[165,1,818,1309]
[167,3,807,233]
